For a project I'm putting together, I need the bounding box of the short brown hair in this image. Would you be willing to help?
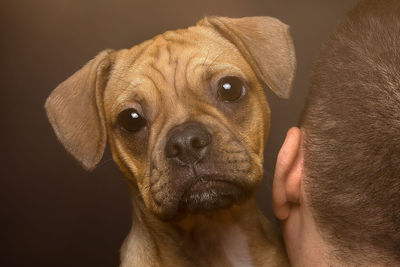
[301,0,400,264]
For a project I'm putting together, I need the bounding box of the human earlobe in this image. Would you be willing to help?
[273,127,303,220]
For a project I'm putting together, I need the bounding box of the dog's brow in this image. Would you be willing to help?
[110,81,144,113]
[202,50,210,67]
[173,58,180,98]
[183,52,200,89]
[113,75,132,86]
[203,52,225,74]
[149,61,167,83]
[171,51,203,97]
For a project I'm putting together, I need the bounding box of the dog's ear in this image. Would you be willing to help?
[45,49,114,171]
[198,16,296,99]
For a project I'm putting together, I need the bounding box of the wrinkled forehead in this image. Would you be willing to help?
[104,25,251,120]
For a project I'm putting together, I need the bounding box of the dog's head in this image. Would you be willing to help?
[45,16,295,220]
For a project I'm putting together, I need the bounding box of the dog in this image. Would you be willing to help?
[45,16,295,266]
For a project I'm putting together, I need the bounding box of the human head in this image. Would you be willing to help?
[273,0,400,266]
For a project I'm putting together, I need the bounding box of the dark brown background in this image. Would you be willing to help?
[1,0,358,266]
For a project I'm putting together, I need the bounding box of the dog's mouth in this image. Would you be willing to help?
[152,172,255,221]
[150,146,259,220]
[177,175,248,214]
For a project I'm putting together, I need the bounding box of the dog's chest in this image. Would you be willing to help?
[221,225,254,267]
[184,224,255,267]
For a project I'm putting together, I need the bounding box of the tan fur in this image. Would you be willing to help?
[45,16,295,266]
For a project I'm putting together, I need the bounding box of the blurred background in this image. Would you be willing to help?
[1,0,358,266]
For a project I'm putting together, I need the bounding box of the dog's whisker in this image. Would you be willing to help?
[141,184,152,196]
[219,149,246,154]
[202,50,210,67]
[203,52,224,72]
[211,159,250,164]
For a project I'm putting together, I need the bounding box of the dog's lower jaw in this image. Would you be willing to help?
[119,193,289,267]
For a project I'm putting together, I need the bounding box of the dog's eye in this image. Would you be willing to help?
[118,108,147,132]
[217,76,245,102]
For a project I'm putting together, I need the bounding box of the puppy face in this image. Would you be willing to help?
[105,28,270,219]
[45,16,296,220]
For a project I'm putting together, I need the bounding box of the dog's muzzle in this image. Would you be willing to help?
[161,121,247,217]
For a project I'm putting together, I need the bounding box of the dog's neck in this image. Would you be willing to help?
[120,187,287,267]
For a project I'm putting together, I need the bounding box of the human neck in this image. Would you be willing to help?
[281,193,333,267]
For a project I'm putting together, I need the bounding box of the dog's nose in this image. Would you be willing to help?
[165,121,211,165]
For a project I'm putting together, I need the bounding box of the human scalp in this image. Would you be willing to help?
[301,0,400,264]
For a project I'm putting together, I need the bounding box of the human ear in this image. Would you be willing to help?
[272,127,304,220]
